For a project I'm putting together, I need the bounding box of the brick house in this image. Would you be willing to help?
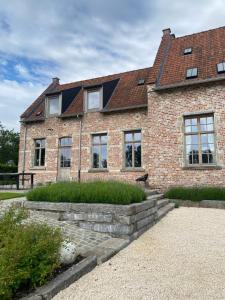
[19,26,225,190]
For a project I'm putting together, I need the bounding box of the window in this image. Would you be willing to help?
[47,96,60,116]
[184,48,192,55]
[124,131,141,168]
[59,137,72,168]
[92,134,107,169]
[87,89,101,111]
[186,68,198,79]
[217,62,225,74]
[34,139,45,166]
[184,115,215,165]
[138,78,145,85]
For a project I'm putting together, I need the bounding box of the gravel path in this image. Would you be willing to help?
[54,207,225,300]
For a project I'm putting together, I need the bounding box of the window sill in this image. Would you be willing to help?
[182,165,222,170]
[120,168,145,172]
[88,168,109,173]
[30,166,46,170]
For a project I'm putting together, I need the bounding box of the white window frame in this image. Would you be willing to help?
[46,94,62,117]
[85,88,103,112]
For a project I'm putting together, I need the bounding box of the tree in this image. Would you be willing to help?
[0,122,19,166]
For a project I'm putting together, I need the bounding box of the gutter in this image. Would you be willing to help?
[22,125,28,173]
[153,76,225,91]
[101,104,147,113]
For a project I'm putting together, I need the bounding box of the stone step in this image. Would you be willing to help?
[157,202,175,221]
[144,189,159,196]
[147,194,164,201]
[157,199,169,209]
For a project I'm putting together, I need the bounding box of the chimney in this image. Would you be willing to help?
[52,77,60,84]
[162,28,171,36]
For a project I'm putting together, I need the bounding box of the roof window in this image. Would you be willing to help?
[217,62,225,74]
[186,68,198,79]
[184,48,192,55]
[137,78,145,85]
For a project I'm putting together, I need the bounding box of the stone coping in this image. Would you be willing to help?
[23,198,156,216]
[172,199,225,209]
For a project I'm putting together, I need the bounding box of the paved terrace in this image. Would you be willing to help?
[54,207,225,300]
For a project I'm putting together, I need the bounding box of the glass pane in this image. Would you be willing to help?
[49,97,59,115]
[125,133,133,142]
[40,149,45,166]
[125,143,132,167]
[193,151,199,164]
[186,135,198,144]
[60,148,71,168]
[87,90,100,110]
[35,140,41,148]
[101,145,107,168]
[185,119,197,133]
[202,153,208,164]
[208,134,214,144]
[60,137,72,147]
[34,149,40,166]
[92,135,100,144]
[185,119,191,126]
[134,131,141,141]
[217,63,224,73]
[41,139,45,147]
[92,146,99,168]
[134,143,141,167]
[192,68,198,77]
[100,134,108,144]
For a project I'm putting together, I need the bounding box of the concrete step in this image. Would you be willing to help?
[157,202,175,221]
[147,194,164,201]
[157,198,169,209]
[144,189,159,196]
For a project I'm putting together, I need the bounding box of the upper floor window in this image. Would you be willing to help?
[46,95,61,116]
[217,62,225,74]
[184,48,192,55]
[186,68,198,79]
[184,115,215,165]
[59,137,72,168]
[87,89,101,111]
[124,131,142,168]
[92,134,107,169]
[34,139,45,167]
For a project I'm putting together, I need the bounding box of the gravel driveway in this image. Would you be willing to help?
[54,207,225,300]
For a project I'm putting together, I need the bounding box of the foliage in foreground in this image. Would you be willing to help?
[0,192,25,200]
[0,208,62,300]
[27,181,146,205]
[165,186,225,202]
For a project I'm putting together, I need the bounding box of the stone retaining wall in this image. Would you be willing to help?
[23,198,158,240]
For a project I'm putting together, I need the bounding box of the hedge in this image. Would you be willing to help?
[0,163,18,173]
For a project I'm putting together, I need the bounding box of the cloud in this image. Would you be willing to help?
[0,0,224,130]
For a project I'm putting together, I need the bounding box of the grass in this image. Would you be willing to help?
[0,192,25,201]
[27,181,146,205]
[165,187,225,202]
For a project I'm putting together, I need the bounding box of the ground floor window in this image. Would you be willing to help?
[34,139,45,166]
[184,114,215,165]
[124,130,142,168]
[59,137,72,168]
[92,134,107,168]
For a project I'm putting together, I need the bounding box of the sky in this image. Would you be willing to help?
[0,0,225,131]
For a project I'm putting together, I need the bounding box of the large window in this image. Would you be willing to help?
[34,139,45,166]
[184,115,215,165]
[87,89,101,111]
[47,96,60,116]
[124,131,142,168]
[92,134,107,169]
[59,137,72,168]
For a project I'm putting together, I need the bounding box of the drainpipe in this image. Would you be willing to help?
[22,124,27,173]
[78,116,82,183]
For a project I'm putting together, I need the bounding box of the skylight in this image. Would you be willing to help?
[138,78,145,85]
[184,48,192,55]
[186,68,198,79]
[217,62,225,74]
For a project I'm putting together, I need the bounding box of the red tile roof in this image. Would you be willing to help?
[150,26,225,89]
[21,67,151,121]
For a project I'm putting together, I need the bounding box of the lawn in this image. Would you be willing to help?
[27,181,146,205]
[165,187,225,202]
[0,192,25,201]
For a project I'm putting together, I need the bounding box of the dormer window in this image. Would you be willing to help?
[86,89,102,111]
[186,68,198,79]
[184,48,192,55]
[46,95,61,117]
[217,62,225,74]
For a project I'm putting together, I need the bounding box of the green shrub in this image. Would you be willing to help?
[165,186,225,202]
[27,181,146,205]
[0,163,17,173]
[0,208,62,300]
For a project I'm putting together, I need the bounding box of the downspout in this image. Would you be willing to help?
[22,124,27,173]
[78,116,82,183]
